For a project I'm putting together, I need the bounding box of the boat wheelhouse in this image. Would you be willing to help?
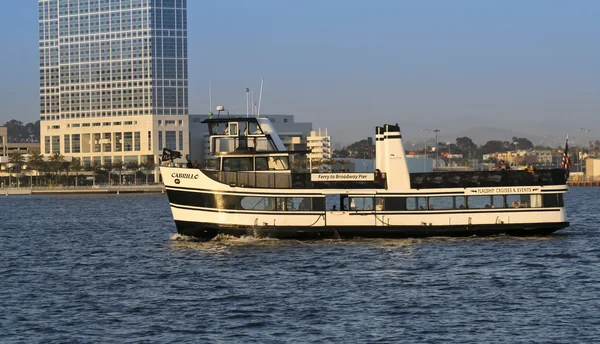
[160,116,568,240]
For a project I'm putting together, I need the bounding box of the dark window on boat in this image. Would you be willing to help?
[240,196,274,210]
[542,194,563,207]
[276,197,312,211]
[223,157,253,171]
[312,197,325,211]
[407,197,427,210]
[384,197,406,211]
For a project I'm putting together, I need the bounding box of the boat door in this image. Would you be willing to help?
[325,194,377,227]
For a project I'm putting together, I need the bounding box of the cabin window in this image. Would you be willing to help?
[427,196,455,210]
[468,196,495,209]
[490,195,504,208]
[375,198,384,211]
[240,197,274,211]
[542,194,563,207]
[223,157,253,171]
[506,194,542,208]
[276,197,312,211]
[344,197,374,211]
[407,197,427,210]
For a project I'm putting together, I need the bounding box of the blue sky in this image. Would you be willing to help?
[1,1,599,144]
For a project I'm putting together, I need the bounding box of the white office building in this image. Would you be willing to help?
[38,0,189,167]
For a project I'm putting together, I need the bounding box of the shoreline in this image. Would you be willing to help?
[1,185,165,195]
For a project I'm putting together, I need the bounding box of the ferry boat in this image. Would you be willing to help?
[160,116,569,240]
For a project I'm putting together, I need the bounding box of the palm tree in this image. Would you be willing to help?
[90,161,102,186]
[125,161,139,185]
[112,160,124,185]
[70,158,82,187]
[102,162,113,185]
[7,152,25,187]
[141,160,156,185]
[27,152,45,186]
[48,153,65,185]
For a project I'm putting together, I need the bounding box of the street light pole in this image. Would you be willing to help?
[434,129,440,170]
[422,129,429,172]
[578,128,592,173]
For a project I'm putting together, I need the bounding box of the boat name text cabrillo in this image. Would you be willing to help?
[471,187,539,194]
[171,172,199,179]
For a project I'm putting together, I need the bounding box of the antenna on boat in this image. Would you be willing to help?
[257,78,264,117]
[246,88,249,117]
[208,81,213,118]
[251,88,255,117]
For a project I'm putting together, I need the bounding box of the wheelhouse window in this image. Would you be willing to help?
[223,157,253,171]
[255,156,289,171]
[247,122,263,135]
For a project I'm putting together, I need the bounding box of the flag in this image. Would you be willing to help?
[560,137,571,179]
[161,148,182,162]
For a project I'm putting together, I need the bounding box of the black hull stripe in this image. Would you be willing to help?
[170,203,561,215]
[174,220,570,240]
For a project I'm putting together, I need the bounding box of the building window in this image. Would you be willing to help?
[44,136,51,154]
[72,134,81,153]
[64,135,70,154]
[178,131,183,150]
[83,123,91,127]
[166,131,176,150]
[158,131,163,149]
[103,133,111,152]
[115,132,122,152]
[51,136,60,154]
[124,132,133,152]
[134,132,140,151]
[148,131,152,151]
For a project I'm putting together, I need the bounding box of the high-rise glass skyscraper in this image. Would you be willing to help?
[38,0,188,167]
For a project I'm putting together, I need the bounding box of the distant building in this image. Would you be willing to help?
[532,150,553,165]
[307,128,332,169]
[0,126,41,158]
[38,0,189,167]
[189,114,312,165]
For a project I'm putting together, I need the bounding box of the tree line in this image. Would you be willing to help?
[333,136,544,160]
[2,120,40,142]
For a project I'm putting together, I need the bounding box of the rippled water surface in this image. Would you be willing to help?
[1,188,600,343]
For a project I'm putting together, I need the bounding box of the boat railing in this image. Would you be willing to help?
[410,169,566,189]
[202,171,387,189]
